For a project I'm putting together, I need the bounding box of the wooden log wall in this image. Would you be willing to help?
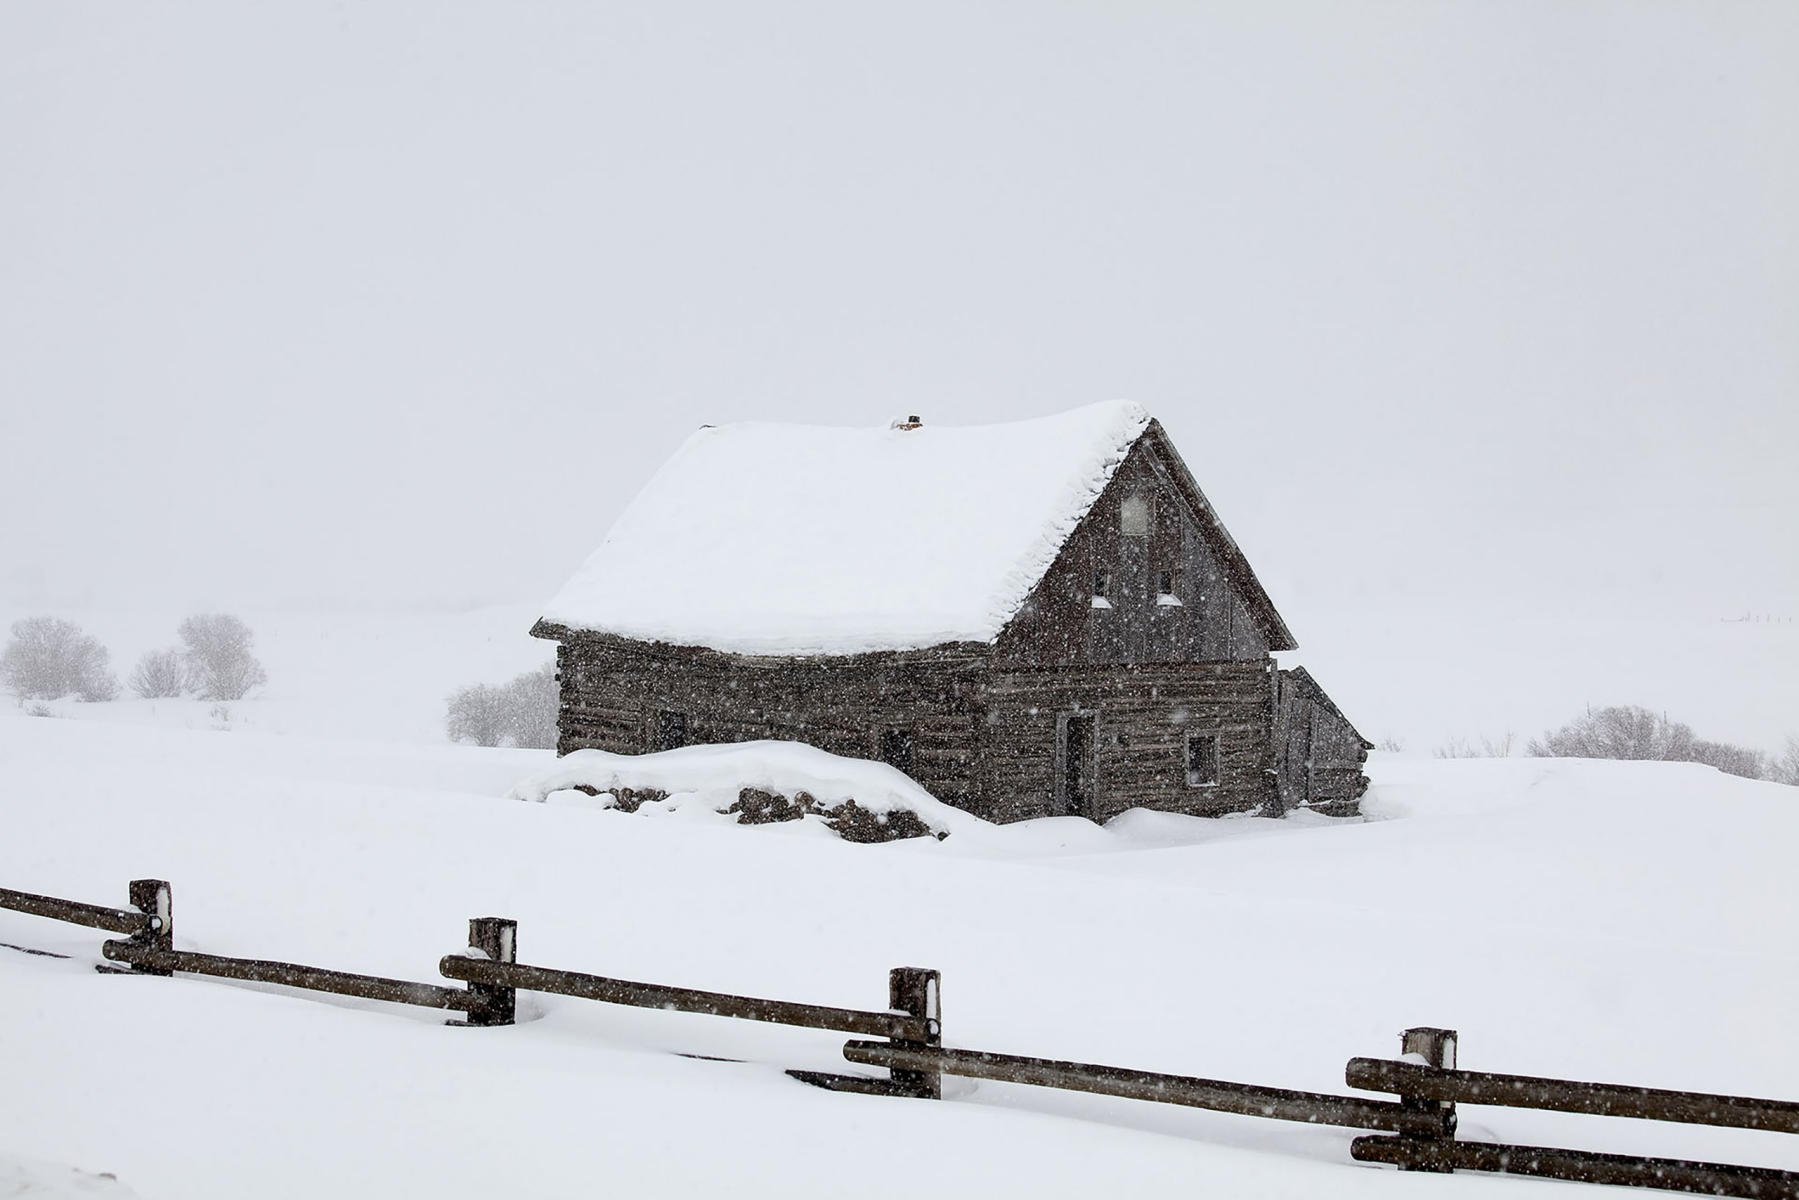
[555,633,991,811]
[555,632,1284,825]
[979,659,1278,823]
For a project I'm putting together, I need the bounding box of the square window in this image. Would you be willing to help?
[1185,733,1220,787]
[879,728,915,776]
[655,710,688,752]
[1121,493,1150,537]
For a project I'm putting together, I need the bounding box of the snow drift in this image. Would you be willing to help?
[508,740,992,841]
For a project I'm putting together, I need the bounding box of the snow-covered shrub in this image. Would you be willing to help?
[1529,705,1774,780]
[1528,705,1695,762]
[1766,736,1799,787]
[501,664,557,749]
[446,683,509,746]
[0,616,119,702]
[445,664,555,748]
[178,614,268,701]
[128,648,188,698]
[1688,739,1766,781]
[1435,732,1514,759]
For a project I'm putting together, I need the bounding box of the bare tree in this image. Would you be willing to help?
[1688,739,1766,781]
[446,683,510,747]
[128,648,188,699]
[0,616,118,702]
[1770,736,1799,788]
[1529,705,1781,781]
[1527,705,1694,761]
[177,614,268,701]
[503,664,557,750]
[446,663,557,748]
[1435,732,1514,759]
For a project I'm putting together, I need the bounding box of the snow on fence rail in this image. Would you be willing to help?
[4,878,1798,1197]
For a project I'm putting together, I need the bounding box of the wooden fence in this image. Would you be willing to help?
[4,878,1796,1197]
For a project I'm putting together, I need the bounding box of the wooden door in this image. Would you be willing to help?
[1057,713,1095,818]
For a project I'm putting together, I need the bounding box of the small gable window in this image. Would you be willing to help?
[1157,569,1183,607]
[1185,732,1220,788]
[1120,492,1150,538]
[655,710,688,752]
[1091,568,1113,609]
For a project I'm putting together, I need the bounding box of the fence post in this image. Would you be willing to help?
[127,879,173,976]
[888,966,941,1099]
[1395,1026,1458,1172]
[463,917,518,1027]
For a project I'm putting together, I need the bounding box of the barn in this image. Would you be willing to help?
[533,402,1370,822]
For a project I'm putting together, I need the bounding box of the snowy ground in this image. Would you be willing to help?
[3,706,1797,1199]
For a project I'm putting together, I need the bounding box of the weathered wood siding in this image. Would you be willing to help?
[1273,668,1371,816]
[556,633,989,810]
[554,630,1285,825]
[977,659,1279,823]
[996,439,1271,668]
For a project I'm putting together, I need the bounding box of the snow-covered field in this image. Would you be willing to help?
[3,697,1797,1198]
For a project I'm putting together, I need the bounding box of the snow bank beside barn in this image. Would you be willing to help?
[537,401,1151,656]
[508,740,994,841]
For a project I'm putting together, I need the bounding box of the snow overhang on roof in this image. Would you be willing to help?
[538,401,1153,657]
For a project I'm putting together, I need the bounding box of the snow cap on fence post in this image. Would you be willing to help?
[464,917,518,1027]
[1395,1027,1458,1172]
[888,966,941,1099]
[127,879,173,976]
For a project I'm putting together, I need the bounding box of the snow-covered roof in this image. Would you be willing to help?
[538,401,1153,656]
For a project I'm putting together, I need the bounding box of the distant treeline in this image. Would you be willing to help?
[1,614,267,705]
[1407,705,1797,787]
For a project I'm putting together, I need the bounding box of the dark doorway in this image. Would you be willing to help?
[1058,713,1095,818]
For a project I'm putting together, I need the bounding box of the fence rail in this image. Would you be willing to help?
[1351,1137,1799,1199]
[5,874,1797,1197]
[0,885,155,936]
[440,956,930,1043]
[1347,1057,1799,1135]
[840,1040,1440,1136]
[103,940,473,1011]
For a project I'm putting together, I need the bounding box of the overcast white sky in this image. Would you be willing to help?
[3,1,1794,645]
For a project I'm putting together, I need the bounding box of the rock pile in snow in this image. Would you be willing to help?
[508,740,988,842]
